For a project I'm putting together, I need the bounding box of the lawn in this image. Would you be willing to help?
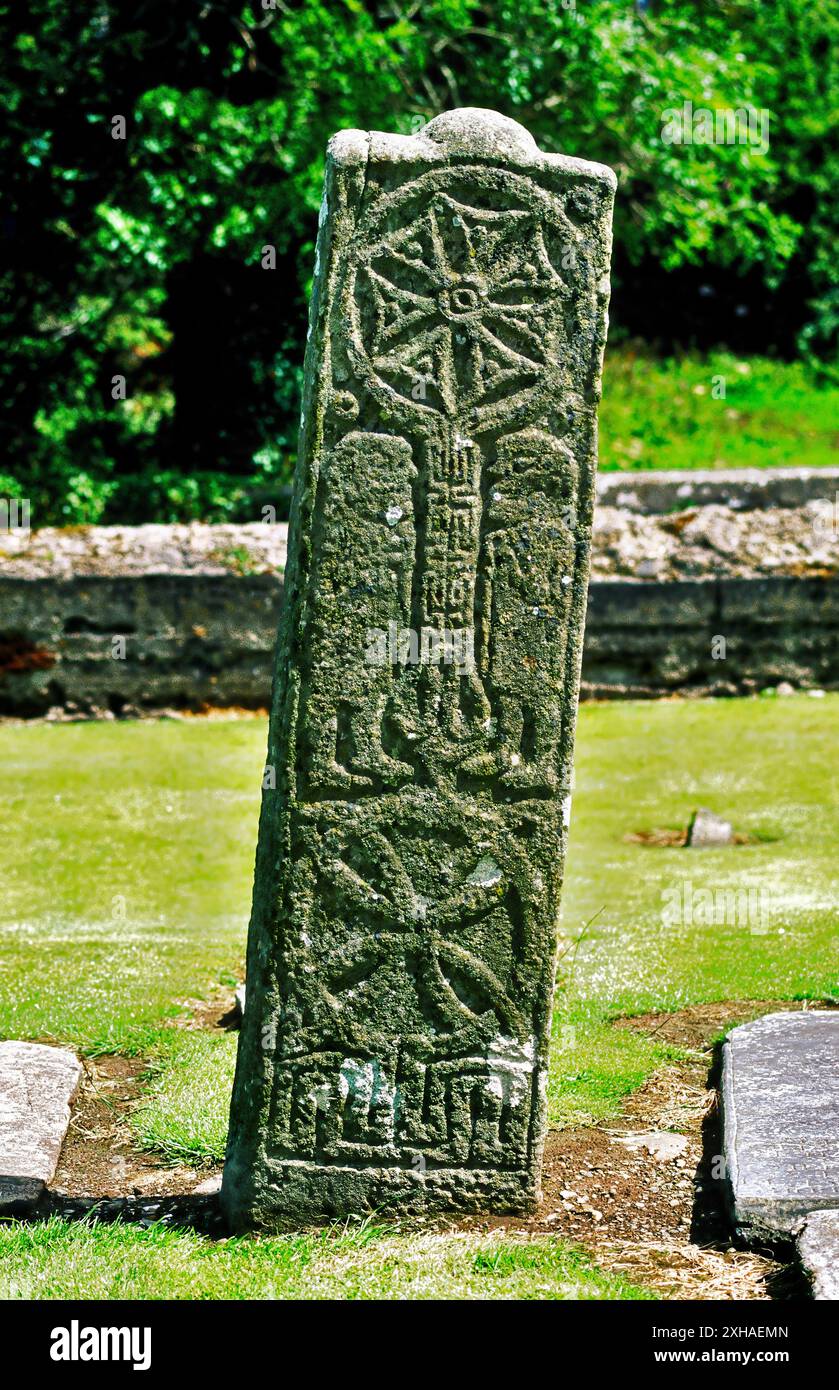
[0,698,836,1297]
[0,1219,652,1301]
[599,349,839,473]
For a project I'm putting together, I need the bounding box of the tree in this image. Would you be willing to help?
[1,0,835,524]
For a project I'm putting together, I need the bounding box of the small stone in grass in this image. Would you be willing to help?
[193,1173,223,1196]
[616,1131,690,1161]
[687,807,733,848]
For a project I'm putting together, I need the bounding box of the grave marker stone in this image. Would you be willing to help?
[722,1011,839,1239]
[222,109,615,1226]
[797,1210,839,1301]
[0,1042,82,1214]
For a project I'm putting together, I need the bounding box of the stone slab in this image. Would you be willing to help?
[222,108,616,1227]
[722,1012,839,1240]
[0,1041,82,1214]
[596,466,839,514]
[797,1209,839,1300]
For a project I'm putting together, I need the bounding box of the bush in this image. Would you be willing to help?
[2,1,836,524]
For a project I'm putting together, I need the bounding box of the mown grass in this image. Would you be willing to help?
[0,699,836,1298]
[133,1031,238,1166]
[0,719,261,1053]
[1,699,836,1146]
[551,693,839,1124]
[0,1219,654,1301]
[599,348,838,473]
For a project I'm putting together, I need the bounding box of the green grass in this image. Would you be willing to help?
[133,1031,238,1166]
[552,695,839,1124]
[0,699,836,1298]
[0,719,261,1053]
[1,700,836,1147]
[600,348,839,472]
[0,1219,654,1301]
[547,1011,682,1129]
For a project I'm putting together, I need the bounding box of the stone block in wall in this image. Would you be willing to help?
[585,579,717,630]
[0,574,283,715]
[719,577,839,626]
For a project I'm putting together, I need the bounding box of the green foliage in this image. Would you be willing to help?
[0,1218,654,1300]
[133,1032,238,1165]
[2,1,837,524]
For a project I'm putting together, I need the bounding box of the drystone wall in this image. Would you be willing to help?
[1,469,837,715]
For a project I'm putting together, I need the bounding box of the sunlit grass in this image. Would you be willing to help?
[133,1032,238,1166]
[0,698,836,1149]
[0,1219,654,1301]
[600,348,838,472]
[0,720,261,1051]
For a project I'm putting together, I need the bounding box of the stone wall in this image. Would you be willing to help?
[583,576,838,699]
[2,469,837,715]
[0,573,282,717]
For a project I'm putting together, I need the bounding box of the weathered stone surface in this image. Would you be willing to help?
[2,469,837,718]
[615,1131,689,1161]
[2,465,836,584]
[3,479,836,584]
[0,573,284,718]
[797,1209,839,1300]
[0,1042,82,1214]
[595,465,839,514]
[722,1012,839,1240]
[687,807,733,848]
[221,110,616,1226]
[0,521,287,580]
[1,546,837,717]
[193,1173,224,1196]
[590,503,839,581]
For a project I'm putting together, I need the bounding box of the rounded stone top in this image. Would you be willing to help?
[422,109,539,160]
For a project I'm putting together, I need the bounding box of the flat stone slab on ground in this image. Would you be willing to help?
[797,1209,839,1300]
[0,1041,82,1214]
[722,1012,839,1239]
